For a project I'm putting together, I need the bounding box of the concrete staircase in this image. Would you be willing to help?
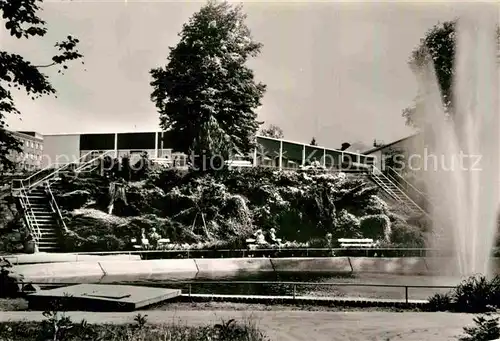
[369,168,426,216]
[10,150,115,253]
[25,186,61,252]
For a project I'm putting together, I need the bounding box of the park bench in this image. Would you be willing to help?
[131,238,149,249]
[225,160,253,169]
[130,238,171,250]
[338,238,375,248]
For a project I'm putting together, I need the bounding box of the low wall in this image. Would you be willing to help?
[14,256,500,284]
[98,259,199,282]
[12,259,200,284]
[13,261,105,284]
[3,253,141,265]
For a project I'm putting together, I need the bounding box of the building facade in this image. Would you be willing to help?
[363,134,419,171]
[41,131,375,170]
[6,131,44,171]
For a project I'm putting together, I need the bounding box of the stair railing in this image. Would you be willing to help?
[17,183,42,245]
[372,166,428,216]
[13,150,115,192]
[370,166,403,201]
[385,167,433,211]
[44,180,68,233]
[12,150,95,191]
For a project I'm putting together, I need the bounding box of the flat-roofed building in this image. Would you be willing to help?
[41,131,374,171]
[5,131,44,171]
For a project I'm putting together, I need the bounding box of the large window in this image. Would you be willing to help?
[117,132,155,150]
[304,146,324,165]
[80,133,115,150]
[282,142,303,169]
[256,136,280,167]
[324,149,343,168]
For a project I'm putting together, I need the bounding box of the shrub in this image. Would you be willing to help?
[388,221,426,248]
[428,275,500,313]
[459,314,500,341]
[56,190,92,211]
[55,167,423,251]
[427,292,452,312]
[0,258,21,298]
[453,276,497,313]
[0,314,270,341]
[334,210,360,238]
[359,214,391,241]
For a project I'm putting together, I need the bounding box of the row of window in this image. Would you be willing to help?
[23,140,43,150]
[14,152,42,160]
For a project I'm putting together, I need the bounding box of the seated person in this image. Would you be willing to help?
[148,227,161,249]
[133,228,150,249]
[268,228,282,245]
[325,232,335,256]
[311,158,321,168]
[254,229,267,245]
[325,233,333,247]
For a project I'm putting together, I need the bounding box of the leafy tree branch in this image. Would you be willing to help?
[0,0,83,170]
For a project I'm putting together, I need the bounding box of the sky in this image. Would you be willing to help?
[2,0,492,151]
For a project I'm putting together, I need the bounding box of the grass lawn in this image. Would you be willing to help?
[0,310,478,341]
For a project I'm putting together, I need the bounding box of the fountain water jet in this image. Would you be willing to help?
[413,12,500,277]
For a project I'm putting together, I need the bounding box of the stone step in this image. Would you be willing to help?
[32,215,55,219]
[40,237,59,242]
[32,214,55,218]
[36,223,56,228]
[39,247,60,252]
[38,239,59,244]
[39,230,58,235]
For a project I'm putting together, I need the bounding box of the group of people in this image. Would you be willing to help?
[135,227,165,249]
[251,228,281,247]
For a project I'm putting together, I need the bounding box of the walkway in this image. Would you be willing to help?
[185,293,428,306]
[0,310,476,341]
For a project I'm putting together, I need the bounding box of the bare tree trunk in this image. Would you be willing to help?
[201,212,212,239]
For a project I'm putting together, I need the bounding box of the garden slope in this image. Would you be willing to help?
[2,168,428,252]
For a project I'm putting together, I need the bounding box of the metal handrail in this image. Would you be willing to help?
[44,181,68,233]
[64,247,446,254]
[17,184,42,244]
[73,150,115,173]
[16,150,97,189]
[28,150,115,190]
[372,166,427,215]
[385,167,433,209]
[371,167,405,202]
[384,172,432,214]
[20,280,456,304]
[386,167,428,199]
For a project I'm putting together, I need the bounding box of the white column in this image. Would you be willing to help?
[253,148,257,166]
[323,148,326,167]
[154,132,159,158]
[278,140,283,169]
[114,133,118,158]
[302,144,306,166]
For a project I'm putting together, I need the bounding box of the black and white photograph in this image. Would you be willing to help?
[1,0,500,340]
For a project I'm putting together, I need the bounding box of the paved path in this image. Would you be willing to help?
[0,310,476,341]
[185,293,428,304]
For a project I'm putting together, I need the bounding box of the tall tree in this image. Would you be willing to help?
[402,20,456,127]
[0,0,83,170]
[260,123,284,139]
[310,137,317,146]
[403,19,500,127]
[150,1,266,168]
